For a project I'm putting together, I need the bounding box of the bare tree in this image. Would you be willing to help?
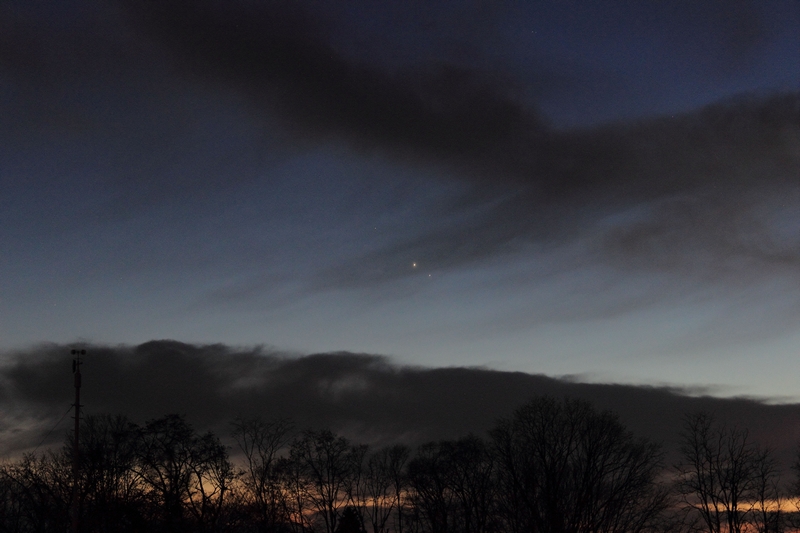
[232,417,295,532]
[491,396,668,533]
[362,445,410,533]
[676,413,782,533]
[70,414,145,531]
[135,414,234,532]
[2,415,145,533]
[752,447,784,533]
[290,429,363,533]
[344,442,370,531]
[445,437,496,533]
[185,433,238,532]
[277,453,317,533]
[407,436,496,533]
[0,452,71,533]
[407,441,459,533]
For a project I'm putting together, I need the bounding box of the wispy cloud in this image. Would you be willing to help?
[3,0,799,294]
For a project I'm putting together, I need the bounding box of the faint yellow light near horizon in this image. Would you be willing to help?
[687,497,796,514]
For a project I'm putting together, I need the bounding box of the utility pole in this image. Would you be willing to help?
[71,349,84,533]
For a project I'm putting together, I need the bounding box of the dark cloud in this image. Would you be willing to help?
[319,94,800,287]
[119,0,546,182]
[3,341,800,469]
[3,0,799,292]
[117,1,800,288]
[117,2,798,188]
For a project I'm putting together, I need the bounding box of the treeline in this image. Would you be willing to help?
[0,397,795,533]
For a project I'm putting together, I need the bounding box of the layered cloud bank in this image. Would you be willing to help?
[3,341,800,466]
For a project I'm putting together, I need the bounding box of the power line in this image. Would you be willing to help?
[30,404,73,455]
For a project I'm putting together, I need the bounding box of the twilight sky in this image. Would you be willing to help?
[2,0,800,398]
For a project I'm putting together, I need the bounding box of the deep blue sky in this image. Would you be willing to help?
[2,0,799,397]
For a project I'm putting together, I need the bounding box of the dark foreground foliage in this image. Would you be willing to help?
[0,397,795,533]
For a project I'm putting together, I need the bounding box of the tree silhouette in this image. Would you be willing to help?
[231,416,295,532]
[407,436,496,533]
[491,396,668,533]
[289,429,359,533]
[336,506,366,533]
[12,398,792,533]
[135,414,233,532]
[69,414,145,531]
[363,445,410,533]
[676,413,783,533]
